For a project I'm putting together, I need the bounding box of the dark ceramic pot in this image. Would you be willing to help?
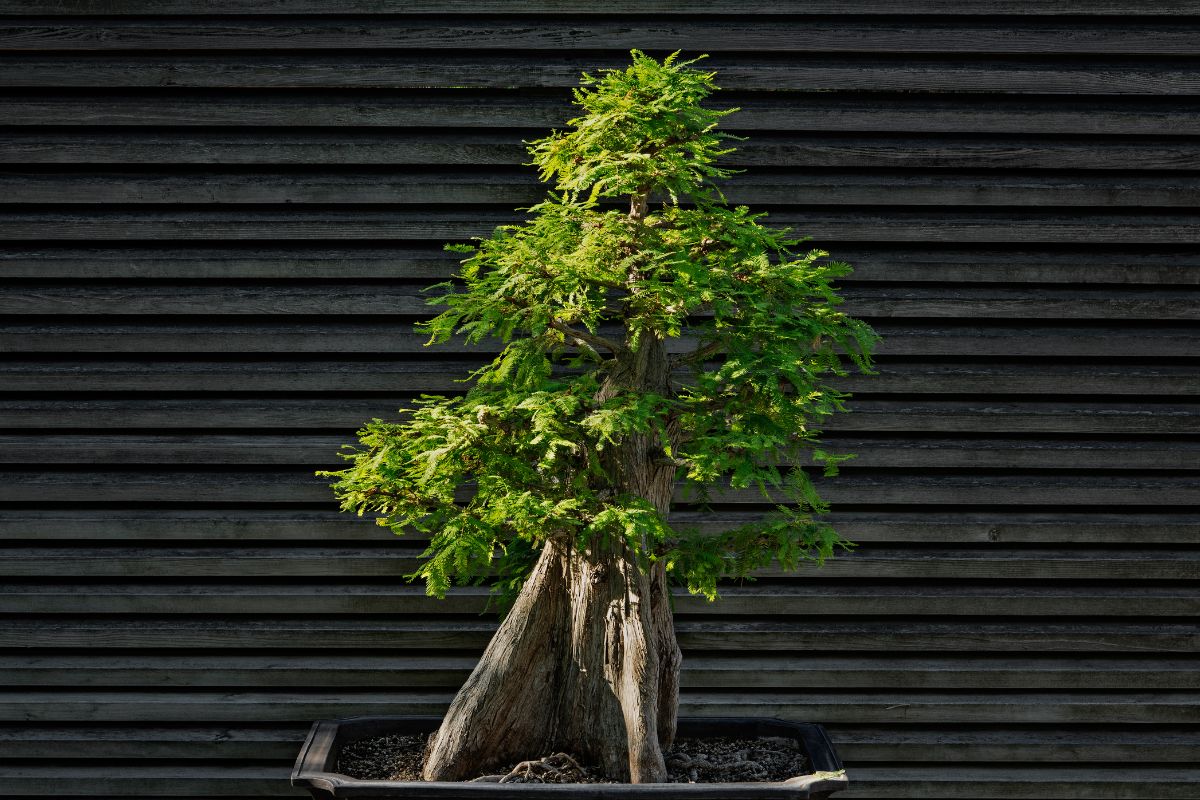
[292,716,849,800]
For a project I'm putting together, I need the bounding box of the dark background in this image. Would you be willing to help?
[1,2,1198,798]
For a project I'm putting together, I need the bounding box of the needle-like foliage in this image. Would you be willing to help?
[321,51,879,603]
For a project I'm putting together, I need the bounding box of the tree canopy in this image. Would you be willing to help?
[321,51,879,602]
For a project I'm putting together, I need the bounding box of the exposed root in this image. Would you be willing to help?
[471,753,595,784]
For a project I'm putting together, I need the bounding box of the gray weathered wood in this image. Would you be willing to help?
[827,727,1200,764]
[4,724,1197,763]
[1,762,1199,799]
[2,434,1196,470]
[4,56,1199,95]
[2,509,1194,544]
[3,470,1200,505]
[6,689,1198,724]
[847,766,1200,800]
[0,724,312,760]
[1,761,1198,799]
[4,654,1194,690]
[9,133,1200,173]
[2,618,1194,652]
[4,245,1195,284]
[4,209,1197,243]
[10,170,1200,207]
[5,582,1195,616]
[2,283,1197,319]
[0,361,1193,426]
[5,95,1199,134]
[5,326,1197,360]
[3,1,1198,14]
[5,21,1200,55]
[3,545,1195,580]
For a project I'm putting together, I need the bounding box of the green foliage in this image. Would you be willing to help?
[320,50,879,604]
[528,51,738,205]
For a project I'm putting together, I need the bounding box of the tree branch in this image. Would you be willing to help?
[548,319,625,356]
[629,186,651,221]
[672,339,724,366]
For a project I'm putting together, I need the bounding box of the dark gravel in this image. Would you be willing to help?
[336,733,809,784]
[337,733,427,782]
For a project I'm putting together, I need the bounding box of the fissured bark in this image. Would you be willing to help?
[422,337,680,783]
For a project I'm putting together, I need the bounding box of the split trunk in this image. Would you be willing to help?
[421,337,682,783]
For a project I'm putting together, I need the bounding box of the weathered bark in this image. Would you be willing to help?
[421,535,679,782]
[422,336,681,783]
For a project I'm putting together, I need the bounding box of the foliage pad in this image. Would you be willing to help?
[321,51,879,603]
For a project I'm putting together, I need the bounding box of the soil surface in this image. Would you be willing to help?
[337,733,809,784]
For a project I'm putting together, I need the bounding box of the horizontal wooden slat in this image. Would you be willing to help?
[0,763,285,797]
[5,20,1200,55]
[8,133,1200,173]
[1,763,1199,800]
[2,1,1196,14]
[2,363,1198,399]
[5,95,1199,134]
[3,724,1197,764]
[0,724,311,760]
[4,470,1200,506]
[3,545,1195,580]
[842,766,1200,799]
[828,727,1200,764]
[5,326,1197,358]
[9,170,1200,207]
[1,509,1193,544]
[2,434,1196,471]
[2,763,1199,800]
[4,210,1198,244]
[0,655,486,689]
[1,396,1196,438]
[3,246,1196,284]
[3,583,1196,616]
[12,398,1192,435]
[0,246,459,279]
[4,689,1198,724]
[2,284,1196,319]
[0,285,430,316]
[826,402,1200,433]
[4,619,1195,652]
[3,56,1199,94]
[848,287,1200,318]
[0,399,1195,437]
[3,654,1194,690]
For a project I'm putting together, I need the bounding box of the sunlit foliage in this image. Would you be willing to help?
[321,51,878,602]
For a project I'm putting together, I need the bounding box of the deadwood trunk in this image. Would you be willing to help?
[421,337,681,783]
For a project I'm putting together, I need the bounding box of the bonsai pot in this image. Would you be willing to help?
[292,716,849,800]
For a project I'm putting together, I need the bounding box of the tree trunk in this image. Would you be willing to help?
[422,337,681,783]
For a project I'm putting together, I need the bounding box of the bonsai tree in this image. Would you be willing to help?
[322,51,877,784]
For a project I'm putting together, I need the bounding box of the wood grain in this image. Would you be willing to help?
[4,209,1197,243]
[5,95,1198,134]
[8,170,1200,207]
[3,20,1198,55]
[3,56,1200,94]
[2,1,1198,14]
[2,245,1196,283]
[3,544,1195,580]
[2,5,1197,796]
[2,509,1194,543]
[9,133,1200,171]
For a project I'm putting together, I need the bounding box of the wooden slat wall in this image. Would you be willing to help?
[1,3,1198,798]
